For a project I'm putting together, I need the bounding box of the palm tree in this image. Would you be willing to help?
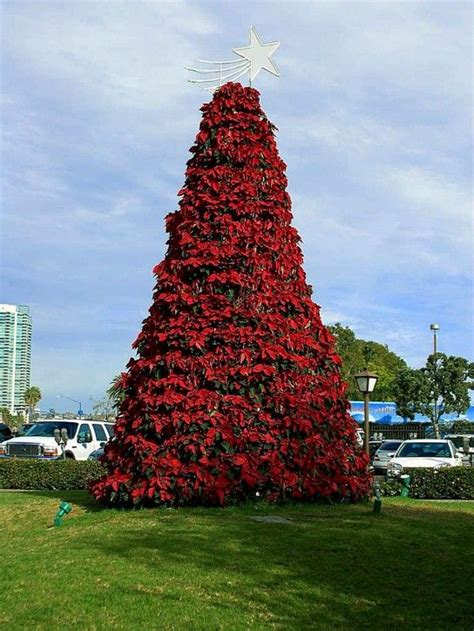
[24,386,42,423]
[106,374,126,412]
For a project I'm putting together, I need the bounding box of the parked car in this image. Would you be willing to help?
[0,419,115,461]
[442,434,474,455]
[369,440,384,459]
[88,447,105,461]
[387,439,464,476]
[0,423,13,443]
[372,440,403,474]
[442,434,474,466]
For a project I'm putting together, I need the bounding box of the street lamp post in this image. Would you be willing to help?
[430,323,440,435]
[354,369,379,457]
[56,395,83,418]
[430,323,439,354]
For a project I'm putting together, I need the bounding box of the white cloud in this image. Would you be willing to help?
[279,2,471,109]
[2,2,217,111]
[383,165,471,219]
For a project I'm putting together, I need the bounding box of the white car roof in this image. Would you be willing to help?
[400,439,451,443]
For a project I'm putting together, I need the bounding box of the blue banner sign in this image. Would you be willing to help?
[349,401,474,423]
[350,401,397,418]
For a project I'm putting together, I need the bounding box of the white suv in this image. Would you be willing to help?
[0,419,114,461]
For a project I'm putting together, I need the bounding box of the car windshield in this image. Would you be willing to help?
[397,442,452,458]
[378,441,402,452]
[25,422,78,438]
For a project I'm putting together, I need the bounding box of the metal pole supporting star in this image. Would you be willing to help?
[186,27,280,91]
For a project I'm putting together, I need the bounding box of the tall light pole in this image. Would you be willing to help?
[430,323,440,434]
[430,323,439,354]
[56,395,83,418]
[354,369,378,457]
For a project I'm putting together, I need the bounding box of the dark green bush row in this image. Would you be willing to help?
[380,467,474,500]
[0,459,103,490]
[1,459,472,498]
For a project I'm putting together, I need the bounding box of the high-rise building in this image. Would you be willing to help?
[0,304,32,414]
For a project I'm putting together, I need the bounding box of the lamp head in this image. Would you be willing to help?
[354,369,379,395]
[430,323,440,331]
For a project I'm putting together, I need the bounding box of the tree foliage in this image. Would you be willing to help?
[106,374,127,412]
[92,398,115,421]
[393,353,474,437]
[0,408,13,424]
[0,407,26,430]
[24,386,42,422]
[450,420,474,434]
[328,323,407,400]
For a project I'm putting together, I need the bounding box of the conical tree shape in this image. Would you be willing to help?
[91,82,370,507]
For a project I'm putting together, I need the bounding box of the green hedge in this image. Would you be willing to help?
[1,459,472,499]
[380,467,474,500]
[0,459,104,490]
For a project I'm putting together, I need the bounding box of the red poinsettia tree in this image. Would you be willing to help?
[90,82,371,507]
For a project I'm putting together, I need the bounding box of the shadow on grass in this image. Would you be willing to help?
[12,489,103,512]
[86,502,473,630]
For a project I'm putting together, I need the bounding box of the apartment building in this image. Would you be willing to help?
[0,304,32,414]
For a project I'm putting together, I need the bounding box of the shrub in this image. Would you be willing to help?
[449,420,474,434]
[380,467,474,500]
[0,459,104,490]
[378,478,403,497]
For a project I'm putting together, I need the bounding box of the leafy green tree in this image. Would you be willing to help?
[24,386,42,422]
[450,419,474,434]
[363,341,408,401]
[394,353,474,437]
[328,324,407,400]
[393,368,427,419]
[328,324,364,399]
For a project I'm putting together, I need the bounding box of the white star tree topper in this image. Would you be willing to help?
[186,27,280,91]
[233,27,280,83]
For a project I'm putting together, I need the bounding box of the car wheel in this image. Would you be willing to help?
[64,452,75,460]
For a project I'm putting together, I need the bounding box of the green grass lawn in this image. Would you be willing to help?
[0,492,473,630]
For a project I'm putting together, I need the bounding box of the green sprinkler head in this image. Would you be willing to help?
[53,501,73,527]
[373,482,382,514]
[400,474,411,498]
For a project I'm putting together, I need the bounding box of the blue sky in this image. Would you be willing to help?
[1,2,472,414]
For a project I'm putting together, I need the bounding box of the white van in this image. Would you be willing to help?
[0,419,114,461]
